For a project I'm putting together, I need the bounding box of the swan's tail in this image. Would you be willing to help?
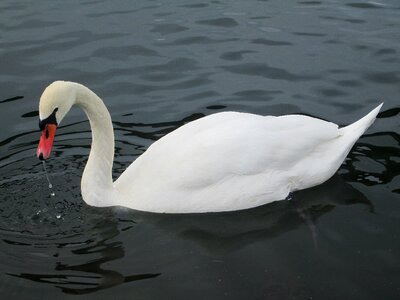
[331,103,383,172]
[296,103,383,192]
[339,103,383,139]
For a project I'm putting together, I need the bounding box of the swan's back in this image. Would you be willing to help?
[114,110,369,213]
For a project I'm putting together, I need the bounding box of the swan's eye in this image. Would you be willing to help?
[39,107,59,130]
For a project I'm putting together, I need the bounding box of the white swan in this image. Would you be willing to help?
[36,81,382,213]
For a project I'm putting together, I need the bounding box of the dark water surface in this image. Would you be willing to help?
[1,0,399,299]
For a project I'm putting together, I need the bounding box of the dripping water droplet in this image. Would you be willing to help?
[42,161,55,197]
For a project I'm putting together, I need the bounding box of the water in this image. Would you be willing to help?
[42,161,55,194]
[0,0,399,299]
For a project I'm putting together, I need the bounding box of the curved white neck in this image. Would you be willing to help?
[73,83,115,206]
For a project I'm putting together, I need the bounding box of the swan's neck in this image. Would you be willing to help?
[74,83,115,206]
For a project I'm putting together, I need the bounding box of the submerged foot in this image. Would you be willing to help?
[288,192,319,249]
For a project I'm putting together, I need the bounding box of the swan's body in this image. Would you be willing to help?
[37,81,382,213]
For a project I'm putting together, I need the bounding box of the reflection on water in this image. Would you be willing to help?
[6,214,160,295]
[144,176,372,254]
[342,131,400,186]
[0,0,399,299]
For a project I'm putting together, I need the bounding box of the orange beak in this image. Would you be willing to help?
[37,124,57,160]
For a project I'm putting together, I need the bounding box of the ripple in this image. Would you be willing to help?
[298,1,322,4]
[316,88,349,97]
[293,32,326,37]
[364,72,400,84]
[378,107,400,118]
[163,76,213,90]
[252,38,292,46]
[344,18,366,24]
[320,15,365,24]
[347,2,385,9]
[0,169,159,294]
[150,23,188,35]
[335,79,363,87]
[132,58,201,83]
[222,63,317,81]
[342,132,400,186]
[233,89,282,101]
[0,96,24,104]
[180,3,209,8]
[373,48,397,56]
[92,45,159,59]
[134,57,198,73]
[21,110,39,118]
[175,91,220,102]
[206,105,226,110]
[0,19,62,30]
[196,17,239,28]
[162,36,238,46]
[87,6,158,18]
[219,50,255,61]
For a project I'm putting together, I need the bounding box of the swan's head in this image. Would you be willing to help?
[37,81,76,160]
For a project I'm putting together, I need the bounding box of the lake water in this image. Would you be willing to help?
[0,0,399,299]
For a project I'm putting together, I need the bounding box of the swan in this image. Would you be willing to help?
[36,81,382,213]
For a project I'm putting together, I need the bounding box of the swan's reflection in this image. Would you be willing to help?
[341,131,400,186]
[130,175,371,254]
[6,209,160,294]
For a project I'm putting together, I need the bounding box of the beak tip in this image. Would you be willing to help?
[38,153,45,160]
